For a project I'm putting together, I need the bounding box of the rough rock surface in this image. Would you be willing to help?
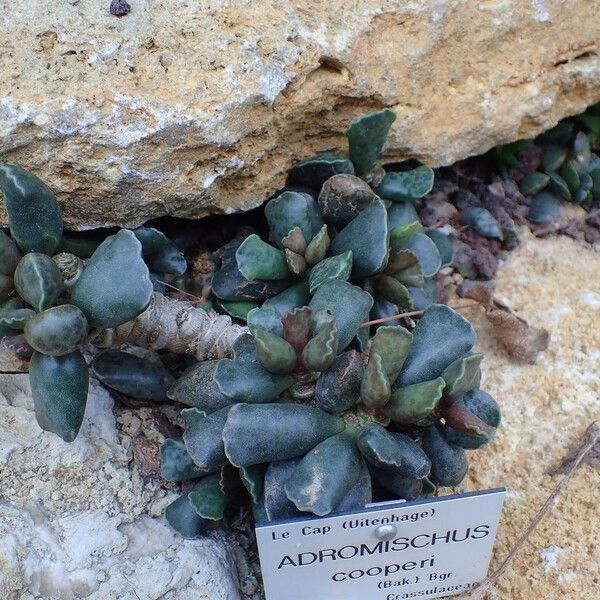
[456,230,600,599]
[0,376,243,600]
[1,1,600,229]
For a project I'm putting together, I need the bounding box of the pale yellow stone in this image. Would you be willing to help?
[1,1,600,229]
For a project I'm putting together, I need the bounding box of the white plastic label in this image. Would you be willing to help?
[256,488,505,600]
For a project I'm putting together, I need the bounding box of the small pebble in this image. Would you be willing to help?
[110,0,131,17]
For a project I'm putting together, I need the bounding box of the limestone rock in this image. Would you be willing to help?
[1,1,600,229]
[0,375,241,600]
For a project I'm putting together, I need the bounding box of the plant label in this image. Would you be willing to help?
[256,488,505,600]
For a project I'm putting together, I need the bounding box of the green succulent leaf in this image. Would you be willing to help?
[442,353,483,397]
[265,191,324,249]
[160,437,207,482]
[133,227,187,276]
[460,207,503,240]
[357,423,404,470]
[422,426,468,487]
[330,198,389,277]
[519,172,550,196]
[240,464,268,503]
[0,274,13,304]
[310,280,373,350]
[385,248,419,274]
[335,458,372,512]
[218,300,258,321]
[317,174,376,228]
[261,458,304,522]
[402,232,442,278]
[56,234,102,259]
[262,282,311,315]
[302,311,338,372]
[314,350,364,414]
[182,407,229,470]
[285,249,307,275]
[281,306,311,352]
[215,359,294,402]
[389,221,423,250]
[252,326,298,374]
[223,403,345,467]
[387,377,445,425]
[167,361,233,412]
[91,349,174,401]
[425,230,454,269]
[558,162,580,193]
[528,191,561,224]
[546,171,572,201]
[408,278,440,311]
[374,276,413,309]
[574,130,591,167]
[370,467,423,500]
[541,145,567,171]
[24,305,88,356]
[387,201,420,229]
[188,474,228,521]
[14,253,62,312]
[247,306,284,336]
[0,164,63,255]
[287,154,354,189]
[30,351,89,442]
[370,325,413,382]
[164,487,212,539]
[0,230,21,276]
[235,234,291,281]
[0,307,35,329]
[360,353,391,407]
[284,431,362,516]
[308,251,353,294]
[346,109,396,177]
[304,224,330,267]
[281,227,307,254]
[71,230,153,328]
[373,166,434,201]
[396,304,475,387]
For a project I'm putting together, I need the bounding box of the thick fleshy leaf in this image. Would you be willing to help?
[261,458,304,522]
[574,130,591,167]
[235,235,291,281]
[360,353,391,407]
[14,253,62,312]
[330,198,389,277]
[0,164,63,254]
[223,403,345,467]
[387,201,420,229]
[318,174,376,228]
[385,248,419,274]
[241,464,267,503]
[285,431,362,516]
[30,351,89,442]
[212,256,289,301]
[357,423,405,470]
[373,166,434,201]
[160,437,207,482]
[546,171,571,201]
[402,233,442,278]
[133,227,187,276]
[389,433,430,479]
[231,333,259,363]
[334,458,372,512]
[252,326,297,374]
[287,153,354,188]
[71,230,153,327]
[425,230,454,269]
[281,307,311,352]
[389,221,422,250]
[282,227,307,254]
[304,224,330,266]
[187,474,228,521]
[265,191,324,249]
[308,251,353,293]
[442,353,483,397]
[396,265,425,289]
[370,326,412,382]
[164,487,212,538]
[24,305,88,356]
[370,466,423,500]
[346,109,396,177]
[369,297,400,328]
[519,172,549,196]
[91,349,174,401]
[262,282,311,315]
[167,360,233,412]
[285,250,306,276]
[528,191,561,224]
[218,300,258,321]
[408,278,440,311]
[422,426,468,487]
[182,407,229,470]
[215,359,294,402]
[0,230,21,276]
[302,311,338,372]
[56,234,102,259]
[0,274,12,303]
[460,207,503,240]
[374,276,412,309]
[0,307,35,329]
[396,304,476,387]
[310,280,373,350]
[541,145,567,171]
[387,377,445,425]
[314,350,364,414]
[442,389,501,449]
[247,306,284,336]
[558,162,580,193]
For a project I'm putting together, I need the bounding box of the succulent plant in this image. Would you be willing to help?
[212,109,449,328]
[164,300,500,535]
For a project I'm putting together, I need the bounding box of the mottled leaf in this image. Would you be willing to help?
[133,227,187,276]
[235,234,291,281]
[422,425,468,487]
[387,377,445,425]
[14,253,62,312]
[25,305,88,356]
[160,437,207,482]
[373,166,434,201]
[287,153,354,188]
[308,251,353,293]
[460,207,503,240]
[314,350,364,414]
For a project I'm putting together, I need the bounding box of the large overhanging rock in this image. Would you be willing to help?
[1,1,600,229]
